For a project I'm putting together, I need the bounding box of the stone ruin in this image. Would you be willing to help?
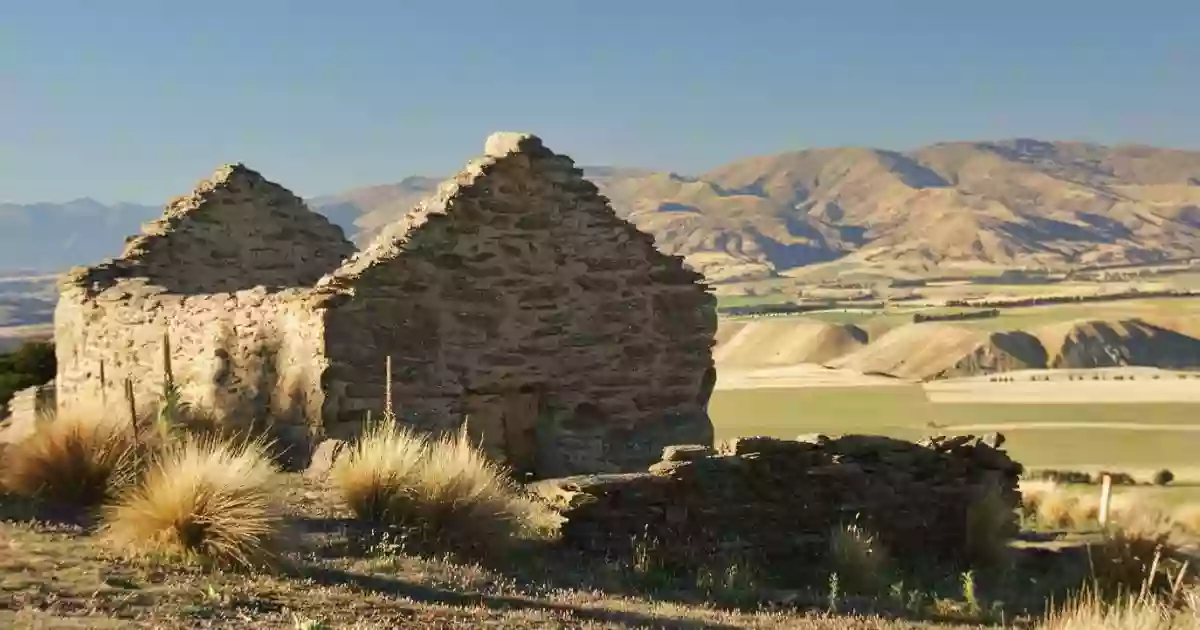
[531,433,1023,582]
[48,132,718,476]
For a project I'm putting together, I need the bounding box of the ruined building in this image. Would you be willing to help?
[54,132,718,476]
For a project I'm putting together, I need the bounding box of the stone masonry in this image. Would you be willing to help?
[530,434,1023,584]
[53,132,718,476]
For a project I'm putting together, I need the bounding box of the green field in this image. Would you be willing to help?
[708,385,1200,470]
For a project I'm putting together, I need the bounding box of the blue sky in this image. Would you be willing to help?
[1,0,1196,204]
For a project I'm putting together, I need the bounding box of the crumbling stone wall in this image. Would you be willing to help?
[54,165,354,447]
[310,133,717,476]
[530,434,1022,582]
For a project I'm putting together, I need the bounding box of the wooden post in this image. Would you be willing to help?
[1098,474,1113,527]
[124,377,140,445]
[384,355,394,421]
[99,360,108,415]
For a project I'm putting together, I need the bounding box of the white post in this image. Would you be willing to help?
[1098,474,1113,527]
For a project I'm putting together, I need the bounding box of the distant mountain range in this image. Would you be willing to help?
[4,139,1200,283]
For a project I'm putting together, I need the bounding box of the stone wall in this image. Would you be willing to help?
[530,434,1022,582]
[0,381,56,444]
[54,165,353,456]
[309,133,717,477]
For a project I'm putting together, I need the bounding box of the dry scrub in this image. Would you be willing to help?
[1020,480,1200,538]
[828,523,889,594]
[1040,589,1200,630]
[101,434,285,570]
[332,418,560,557]
[1,409,141,508]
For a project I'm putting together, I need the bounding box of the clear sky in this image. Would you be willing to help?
[1,0,1196,204]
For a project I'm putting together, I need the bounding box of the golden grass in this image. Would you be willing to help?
[1,409,141,508]
[101,434,285,570]
[332,418,431,525]
[1021,481,1200,540]
[332,418,561,557]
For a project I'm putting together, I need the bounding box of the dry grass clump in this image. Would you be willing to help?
[1,408,143,508]
[332,418,561,557]
[1023,482,1105,530]
[332,418,429,524]
[101,434,285,570]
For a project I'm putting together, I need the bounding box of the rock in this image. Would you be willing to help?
[483,131,543,157]
[303,438,346,481]
[661,444,712,462]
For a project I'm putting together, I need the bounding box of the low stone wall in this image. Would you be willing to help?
[531,434,1022,583]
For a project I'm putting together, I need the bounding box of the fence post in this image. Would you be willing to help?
[1098,474,1113,527]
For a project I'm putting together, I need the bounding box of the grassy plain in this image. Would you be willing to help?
[708,385,1200,473]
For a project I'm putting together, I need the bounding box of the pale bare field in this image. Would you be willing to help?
[924,368,1200,404]
[715,364,910,391]
[0,323,53,352]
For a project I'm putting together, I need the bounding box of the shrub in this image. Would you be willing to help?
[332,419,560,557]
[828,522,889,594]
[965,481,1017,568]
[101,434,285,570]
[2,409,141,508]
[1153,469,1175,487]
[1027,469,1093,485]
[0,341,56,408]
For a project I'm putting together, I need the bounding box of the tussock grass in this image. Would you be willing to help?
[332,418,430,525]
[1,408,142,508]
[101,434,285,570]
[332,418,561,557]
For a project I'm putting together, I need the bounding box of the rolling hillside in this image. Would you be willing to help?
[3,140,1199,283]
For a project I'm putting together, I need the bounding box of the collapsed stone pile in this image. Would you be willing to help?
[530,433,1022,582]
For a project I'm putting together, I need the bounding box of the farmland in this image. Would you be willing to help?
[708,384,1200,474]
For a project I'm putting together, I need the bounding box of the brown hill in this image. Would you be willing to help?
[714,319,868,368]
[725,316,1200,381]
[314,140,1200,283]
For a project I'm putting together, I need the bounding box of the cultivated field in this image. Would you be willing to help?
[708,385,1200,473]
